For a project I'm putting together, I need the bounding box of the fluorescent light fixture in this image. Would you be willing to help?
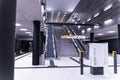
[94,13,99,17]
[16,23,22,26]
[41,5,44,15]
[82,30,85,34]
[46,7,53,11]
[104,4,113,11]
[68,9,74,12]
[87,18,91,22]
[19,28,28,31]
[94,25,99,29]
[107,31,116,33]
[25,32,31,34]
[51,12,54,22]
[78,26,81,28]
[97,33,104,36]
[77,18,81,21]
[104,19,113,24]
[56,12,61,22]
[61,14,66,22]
[87,28,92,31]
[43,16,46,21]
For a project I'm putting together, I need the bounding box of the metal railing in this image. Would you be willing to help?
[67,26,89,59]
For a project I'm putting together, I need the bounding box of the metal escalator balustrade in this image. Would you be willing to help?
[68,26,89,59]
[46,25,55,58]
[69,26,88,51]
[66,27,80,56]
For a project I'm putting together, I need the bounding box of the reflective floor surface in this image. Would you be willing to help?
[14,52,120,80]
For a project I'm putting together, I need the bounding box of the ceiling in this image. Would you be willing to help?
[62,0,120,40]
[16,0,43,40]
[46,0,80,23]
[15,0,120,40]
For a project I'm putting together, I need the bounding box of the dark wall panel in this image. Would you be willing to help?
[98,39,118,54]
[20,41,33,53]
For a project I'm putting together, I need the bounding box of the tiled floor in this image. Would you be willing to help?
[14,52,120,80]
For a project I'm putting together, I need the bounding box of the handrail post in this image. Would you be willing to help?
[80,51,84,75]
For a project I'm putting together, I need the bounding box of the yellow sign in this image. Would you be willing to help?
[63,34,74,37]
[112,51,115,57]
[79,51,83,57]
[62,34,86,39]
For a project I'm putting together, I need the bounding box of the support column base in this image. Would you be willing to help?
[90,67,104,75]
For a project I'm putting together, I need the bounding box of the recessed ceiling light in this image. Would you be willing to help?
[16,23,22,26]
[94,25,99,29]
[104,4,113,11]
[82,30,85,34]
[97,33,104,36]
[94,13,99,17]
[25,32,31,34]
[104,19,113,24]
[19,28,28,31]
[72,19,75,22]
[78,26,81,28]
[75,22,77,24]
[107,31,116,33]
[87,28,92,31]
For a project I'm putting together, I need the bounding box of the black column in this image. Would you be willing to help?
[90,33,94,43]
[118,25,120,54]
[114,51,117,73]
[0,0,16,80]
[33,21,40,65]
[15,39,21,55]
[81,52,83,75]
[40,31,44,55]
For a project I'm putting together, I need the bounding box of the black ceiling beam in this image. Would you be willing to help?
[46,22,94,26]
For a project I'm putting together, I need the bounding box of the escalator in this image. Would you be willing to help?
[46,25,55,58]
[46,25,88,58]
[67,26,89,59]
[53,26,78,57]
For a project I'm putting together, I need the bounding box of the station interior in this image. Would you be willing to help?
[1,0,120,80]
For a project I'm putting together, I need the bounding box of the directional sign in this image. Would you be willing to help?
[61,34,86,39]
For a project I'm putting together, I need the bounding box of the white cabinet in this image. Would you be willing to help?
[89,43,108,75]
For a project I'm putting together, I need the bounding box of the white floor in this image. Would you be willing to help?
[14,52,120,80]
